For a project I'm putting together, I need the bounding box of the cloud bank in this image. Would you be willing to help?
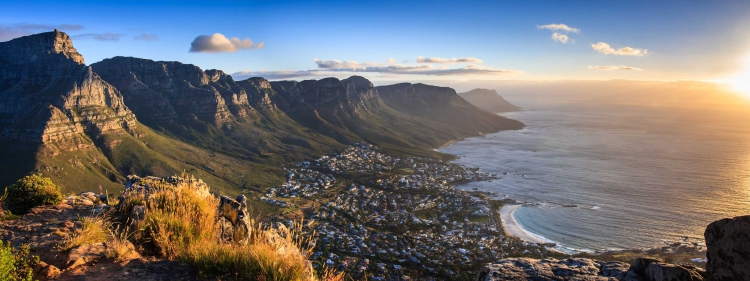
[537,23,580,33]
[0,23,84,41]
[133,34,158,41]
[416,56,483,63]
[189,33,263,53]
[233,58,521,80]
[588,65,643,71]
[591,42,648,56]
[71,33,123,41]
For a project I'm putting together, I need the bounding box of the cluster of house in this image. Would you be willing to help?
[266,168,336,199]
[264,144,558,279]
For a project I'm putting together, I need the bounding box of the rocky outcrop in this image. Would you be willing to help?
[475,258,629,281]
[217,195,252,244]
[459,88,522,113]
[0,30,136,148]
[120,175,252,244]
[236,77,278,110]
[376,83,524,134]
[704,215,750,281]
[476,257,707,281]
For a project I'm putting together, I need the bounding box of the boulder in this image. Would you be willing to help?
[630,258,661,277]
[67,243,107,269]
[644,263,704,281]
[704,215,750,281]
[34,261,61,279]
[217,195,251,244]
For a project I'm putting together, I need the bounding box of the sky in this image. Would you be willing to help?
[2,0,750,86]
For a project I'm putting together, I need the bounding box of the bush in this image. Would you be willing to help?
[4,174,62,215]
[0,241,39,281]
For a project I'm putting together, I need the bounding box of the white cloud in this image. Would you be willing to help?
[387,58,396,64]
[551,32,570,44]
[133,34,158,41]
[537,23,580,33]
[416,56,483,63]
[591,42,649,56]
[588,65,643,71]
[72,33,123,41]
[537,23,579,44]
[0,23,84,41]
[189,33,263,53]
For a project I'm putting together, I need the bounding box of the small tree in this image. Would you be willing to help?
[4,174,62,215]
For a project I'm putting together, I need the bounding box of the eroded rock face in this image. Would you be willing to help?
[91,57,246,125]
[269,76,383,116]
[0,30,136,149]
[705,215,750,281]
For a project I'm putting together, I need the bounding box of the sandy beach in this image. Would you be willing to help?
[500,204,548,244]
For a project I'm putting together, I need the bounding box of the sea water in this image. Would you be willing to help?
[439,103,750,252]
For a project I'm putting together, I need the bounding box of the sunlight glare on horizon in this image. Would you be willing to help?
[731,55,750,99]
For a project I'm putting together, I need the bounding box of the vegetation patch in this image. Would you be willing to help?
[3,174,62,215]
[0,242,39,281]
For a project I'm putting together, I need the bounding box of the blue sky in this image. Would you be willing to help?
[2,0,750,84]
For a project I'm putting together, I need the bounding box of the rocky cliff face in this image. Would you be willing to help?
[704,215,750,281]
[459,88,521,113]
[376,83,524,134]
[91,57,246,126]
[0,30,136,148]
[270,76,382,117]
[235,77,277,110]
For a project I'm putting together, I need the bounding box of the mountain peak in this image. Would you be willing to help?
[3,30,85,65]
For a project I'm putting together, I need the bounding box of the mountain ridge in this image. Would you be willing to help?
[1,31,524,203]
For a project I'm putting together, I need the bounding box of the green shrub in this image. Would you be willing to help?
[4,174,63,215]
[0,241,39,281]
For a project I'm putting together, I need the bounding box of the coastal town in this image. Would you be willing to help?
[262,143,562,279]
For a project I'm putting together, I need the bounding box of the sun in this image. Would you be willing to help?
[730,56,750,98]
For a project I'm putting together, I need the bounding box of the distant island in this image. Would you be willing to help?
[459,88,522,113]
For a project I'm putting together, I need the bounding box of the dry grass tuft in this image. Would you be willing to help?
[106,226,139,262]
[61,216,111,251]
[120,175,334,280]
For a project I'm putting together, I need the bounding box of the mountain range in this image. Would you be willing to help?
[0,30,522,206]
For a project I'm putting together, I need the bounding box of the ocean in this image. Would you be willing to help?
[439,102,750,252]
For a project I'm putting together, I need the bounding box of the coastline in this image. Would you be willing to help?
[499,204,548,244]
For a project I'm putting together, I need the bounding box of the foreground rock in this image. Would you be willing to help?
[705,215,750,281]
[476,257,707,281]
[475,258,629,281]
